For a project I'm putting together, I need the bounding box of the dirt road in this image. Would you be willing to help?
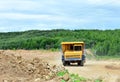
[0,50,120,82]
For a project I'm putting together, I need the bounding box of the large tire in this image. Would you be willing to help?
[67,62,70,66]
[62,55,67,66]
[63,61,66,66]
[80,60,84,66]
[62,55,64,62]
[78,62,81,66]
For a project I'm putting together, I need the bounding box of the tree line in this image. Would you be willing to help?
[0,29,120,56]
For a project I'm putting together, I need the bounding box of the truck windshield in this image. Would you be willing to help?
[74,46,82,51]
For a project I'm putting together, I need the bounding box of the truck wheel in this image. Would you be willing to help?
[78,62,81,66]
[80,61,84,66]
[62,55,64,62]
[67,62,70,65]
[63,61,66,66]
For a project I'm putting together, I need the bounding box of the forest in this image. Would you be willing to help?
[0,29,120,56]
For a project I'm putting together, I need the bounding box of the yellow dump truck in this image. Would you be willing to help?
[61,42,86,66]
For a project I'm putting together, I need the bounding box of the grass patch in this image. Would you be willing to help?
[50,48,59,52]
[95,79,103,82]
[57,70,69,77]
[70,74,87,82]
[57,70,104,82]
[95,55,120,60]
[57,70,87,82]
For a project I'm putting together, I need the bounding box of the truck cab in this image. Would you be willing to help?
[61,42,85,66]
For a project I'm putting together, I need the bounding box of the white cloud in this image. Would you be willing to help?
[0,1,42,11]
[87,0,120,6]
[0,12,91,24]
[0,13,52,20]
[0,0,120,32]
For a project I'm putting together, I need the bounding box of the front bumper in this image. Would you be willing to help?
[65,58,82,61]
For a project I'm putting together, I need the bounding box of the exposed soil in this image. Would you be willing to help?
[0,50,120,82]
[0,50,64,82]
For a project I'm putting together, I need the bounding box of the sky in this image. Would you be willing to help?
[0,0,120,32]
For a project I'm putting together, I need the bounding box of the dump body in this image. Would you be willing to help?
[61,42,85,66]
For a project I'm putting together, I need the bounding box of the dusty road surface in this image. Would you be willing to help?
[0,50,120,82]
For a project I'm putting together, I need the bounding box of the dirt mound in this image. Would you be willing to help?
[1,50,120,82]
[0,50,64,82]
[105,64,120,70]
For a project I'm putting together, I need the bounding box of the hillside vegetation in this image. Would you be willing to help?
[0,29,120,56]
